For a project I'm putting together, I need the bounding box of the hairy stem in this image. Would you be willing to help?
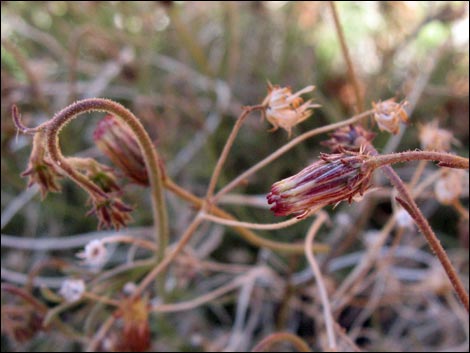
[364,144,469,311]
[368,151,469,170]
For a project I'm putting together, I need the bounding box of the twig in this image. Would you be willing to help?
[329,1,364,112]
[304,212,337,351]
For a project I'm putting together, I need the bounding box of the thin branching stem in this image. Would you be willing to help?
[214,109,373,202]
[304,212,337,351]
[205,105,264,202]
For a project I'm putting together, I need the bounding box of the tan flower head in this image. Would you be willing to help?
[372,99,408,134]
[262,82,320,138]
[418,120,456,152]
[434,169,466,205]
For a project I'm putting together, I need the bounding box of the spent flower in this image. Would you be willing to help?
[419,120,456,152]
[322,125,376,153]
[372,99,408,134]
[434,169,466,205]
[267,152,374,217]
[87,196,133,230]
[261,82,320,138]
[21,132,62,199]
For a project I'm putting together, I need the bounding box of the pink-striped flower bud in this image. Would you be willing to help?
[267,153,373,217]
[93,115,149,186]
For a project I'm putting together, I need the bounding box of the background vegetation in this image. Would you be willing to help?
[1,2,469,352]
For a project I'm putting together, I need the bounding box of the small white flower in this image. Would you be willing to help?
[122,282,137,296]
[60,279,85,302]
[77,239,108,267]
[395,208,414,229]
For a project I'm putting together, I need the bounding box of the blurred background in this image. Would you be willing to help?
[1,2,469,352]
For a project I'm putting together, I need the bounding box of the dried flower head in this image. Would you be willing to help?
[77,239,108,267]
[87,196,133,230]
[94,114,149,186]
[434,169,466,205]
[21,133,63,199]
[261,82,320,138]
[418,120,456,151]
[115,297,151,352]
[322,125,376,152]
[267,152,374,217]
[59,279,85,303]
[372,99,408,134]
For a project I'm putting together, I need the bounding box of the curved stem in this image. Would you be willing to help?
[362,144,469,311]
[201,209,318,230]
[41,99,168,262]
[164,178,329,254]
[368,151,469,170]
[251,332,311,352]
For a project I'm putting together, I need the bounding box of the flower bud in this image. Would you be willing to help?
[267,152,373,217]
[372,99,408,134]
[262,82,320,138]
[94,115,149,186]
[322,125,375,153]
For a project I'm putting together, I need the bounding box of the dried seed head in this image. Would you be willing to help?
[418,121,456,151]
[94,115,149,186]
[21,133,62,199]
[115,297,151,352]
[372,99,408,134]
[262,82,320,138]
[267,152,374,217]
[77,239,108,267]
[434,169,466,205]
[59,279,85,303]
[87,196,133,230]
[322,125,376,153]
